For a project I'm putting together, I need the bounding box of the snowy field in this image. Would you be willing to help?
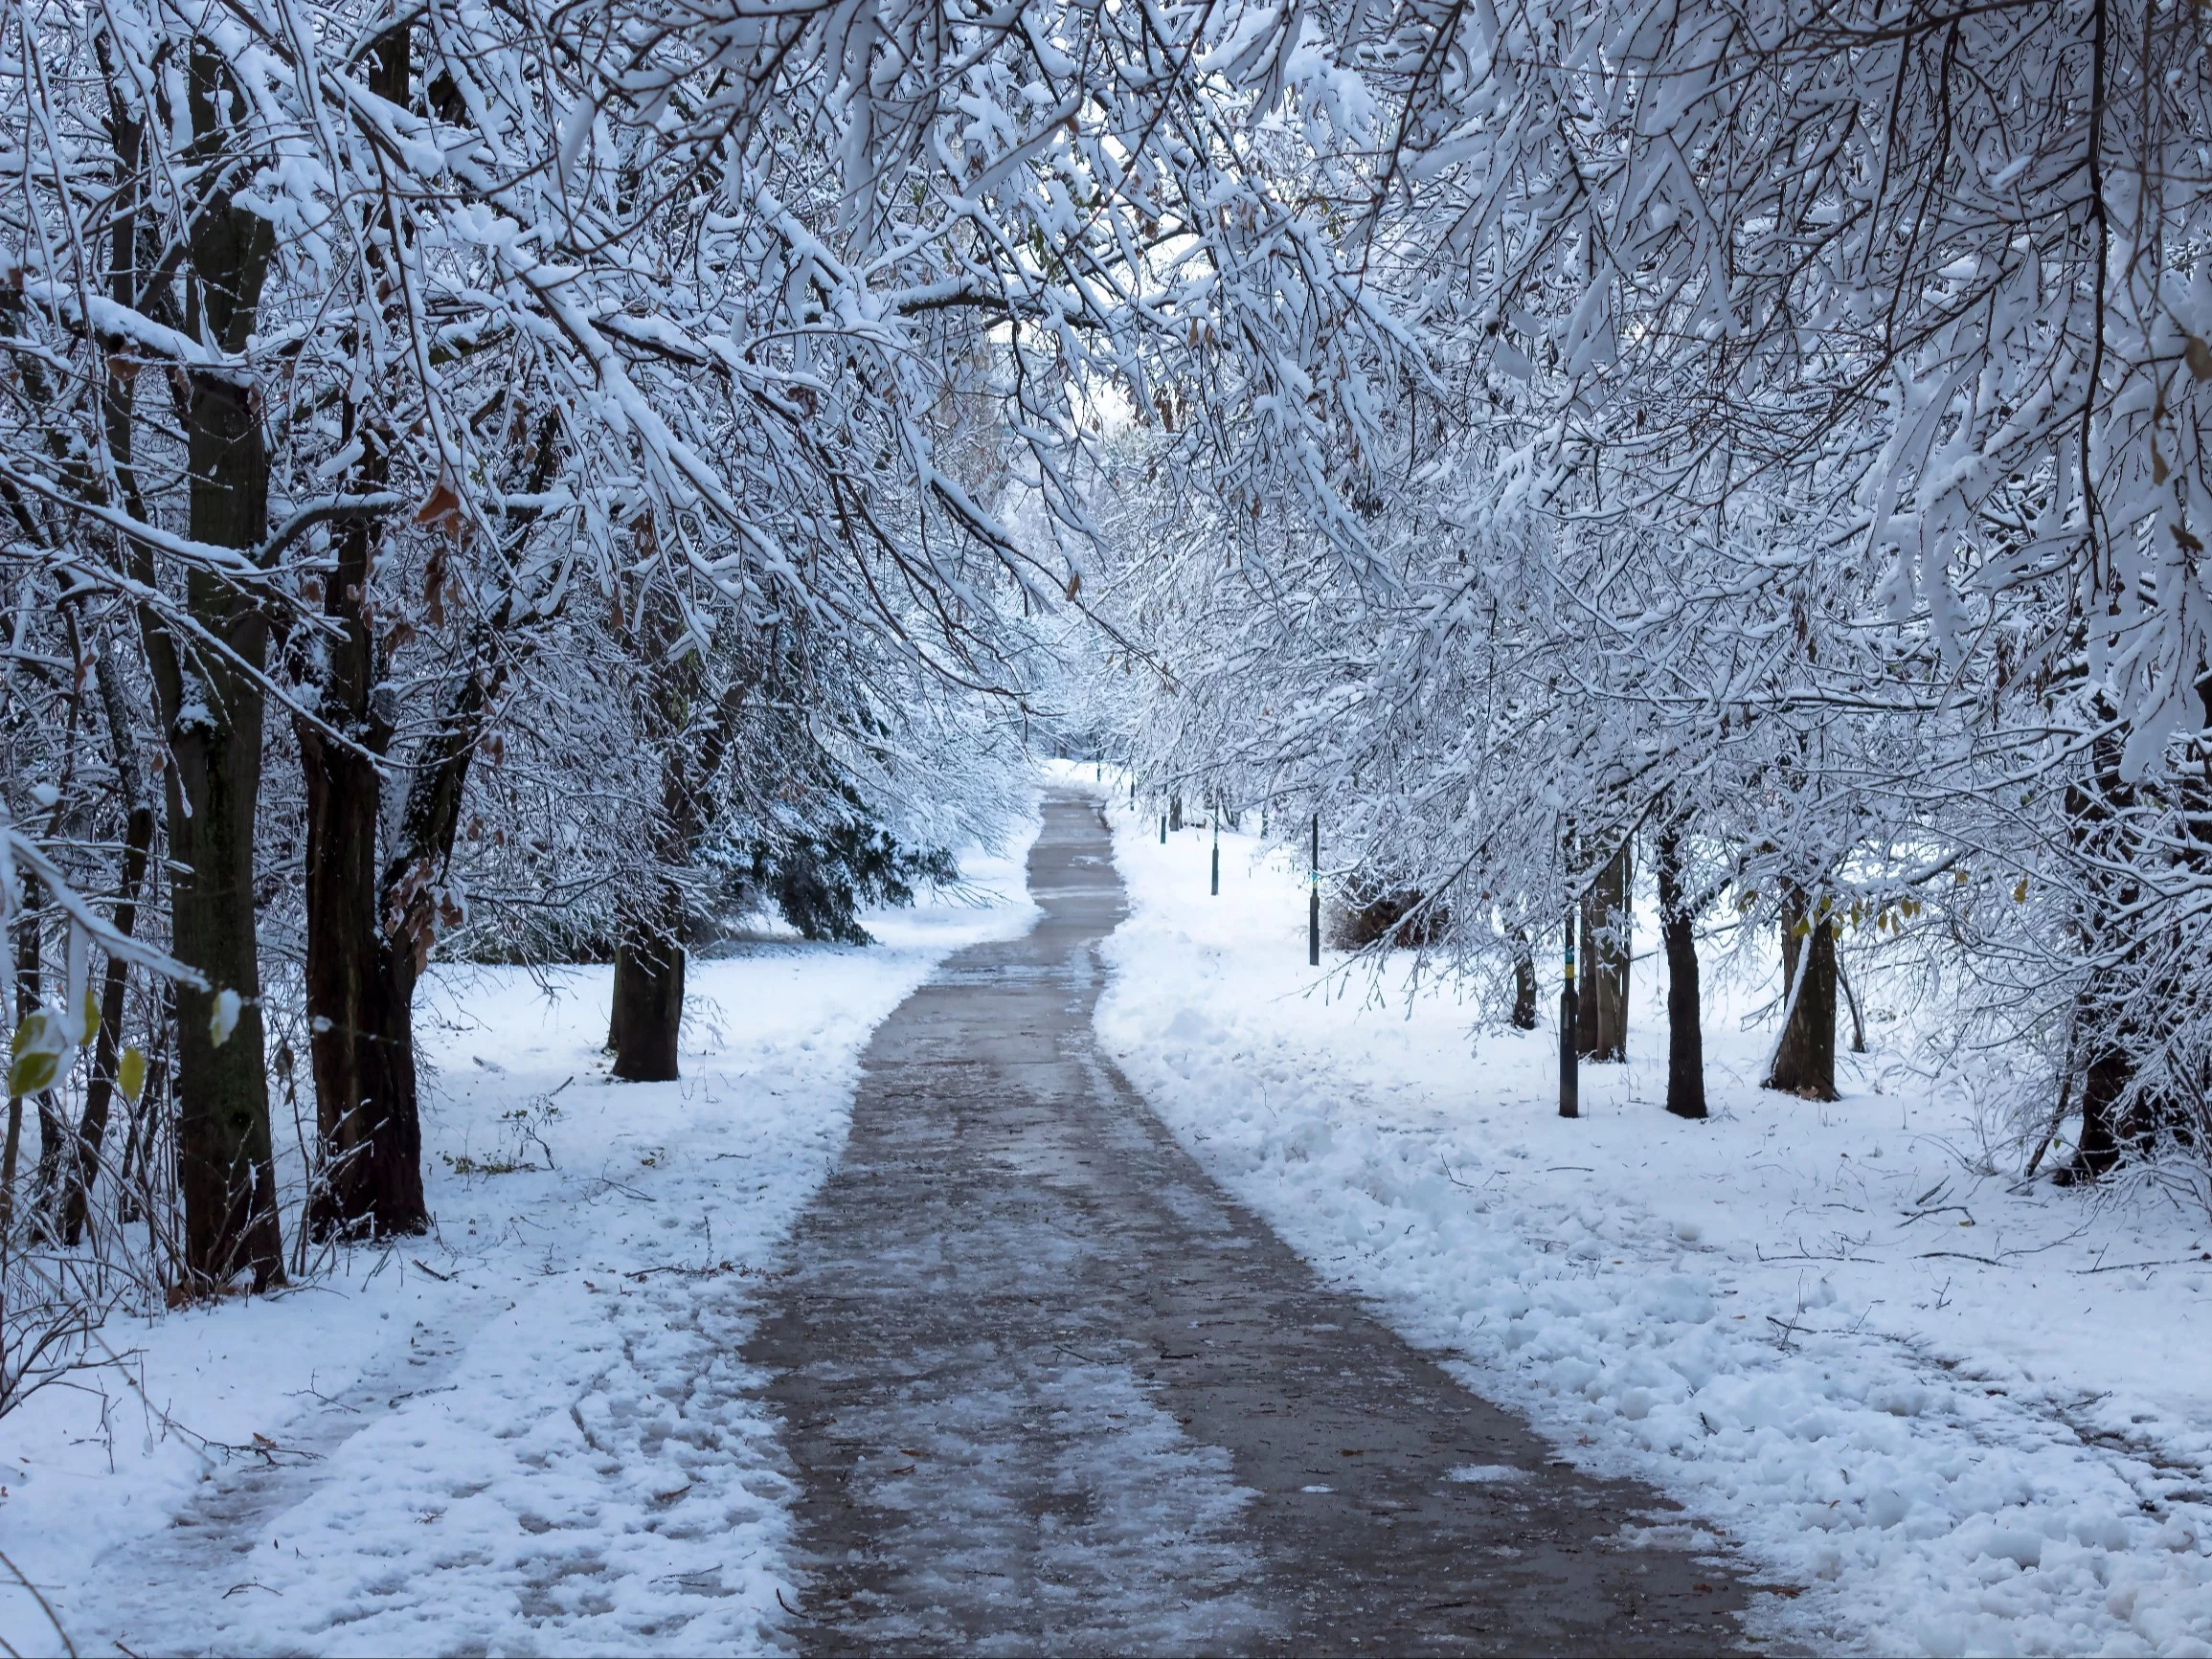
[1081,765,2212,1658]
[0,815,1039,1659]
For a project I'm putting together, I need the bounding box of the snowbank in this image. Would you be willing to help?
[0,815,1039,1658]
[1089,773,2212,1658]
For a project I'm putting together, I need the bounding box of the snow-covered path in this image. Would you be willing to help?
[747,791,1752,1654]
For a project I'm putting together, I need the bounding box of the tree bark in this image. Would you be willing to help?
[607,599,748,1083]
[350,669,497,1229]
[1766,891,1839,1100]
[1838,957,1867,1053]
[296,31,426,1241]
[296,419,421,1237]
[160,39,284,1289]
[1654,821,1706,1119]
[1578,841,1631,1062]
[1510,932,1539,1030]
[2060,726,2155,1181]
[609,891,685,1083]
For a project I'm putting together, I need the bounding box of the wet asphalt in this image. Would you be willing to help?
[745,791,1760,1655]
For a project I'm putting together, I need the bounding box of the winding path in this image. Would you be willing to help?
[748,791,1757,1655]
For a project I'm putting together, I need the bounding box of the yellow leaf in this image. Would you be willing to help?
[2013,879,2029,904]
[9,1049,57,1098]
[117,1045,147,1104]
[9,1009,66,1098]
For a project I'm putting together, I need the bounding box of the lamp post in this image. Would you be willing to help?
[1308,814,1320,967]
[1560,909,1579,1118]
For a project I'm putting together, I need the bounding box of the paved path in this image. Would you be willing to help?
[748,792,1757,1655]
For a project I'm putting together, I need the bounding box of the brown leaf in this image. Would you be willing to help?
[2188,336,2212,382]
[1065,570,1081,599]
[414,477,465,540]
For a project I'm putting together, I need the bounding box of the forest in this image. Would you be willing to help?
[3,0,2211,1649]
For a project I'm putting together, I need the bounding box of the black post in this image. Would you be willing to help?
[1308,814,1320,967]
[1560,912,1579,1118]
[1211,818,1220,896]
[1161,812,1167,844]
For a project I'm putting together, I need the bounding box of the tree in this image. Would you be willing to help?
[1766,892,1840,1103]
[1578,842,1632,1064]
[1654,819,1707,1120]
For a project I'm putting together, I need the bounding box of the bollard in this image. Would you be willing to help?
[1211,818,1220,896]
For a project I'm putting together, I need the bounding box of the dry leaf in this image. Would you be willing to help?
[414,477,465,539]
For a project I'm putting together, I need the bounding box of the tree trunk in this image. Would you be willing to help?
[2068,1042,2135,1179]
[1654,821,1706,1119]
[1766,894,1839,1100]
[298,31,426,1241]
[1838,958,1867,1053]
[351,670,497,1233]
[1578,841,1631,1062]
[1510,932,1539,1030]
[61,656,157,1245]
[609,889,685,1083]
[162,38,284,1290]
[2060,725,2156,1182]
[297,423,417,1237]
[606,591,743,1085]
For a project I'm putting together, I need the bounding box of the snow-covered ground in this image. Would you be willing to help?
[0,814,1039,1659]
[1083,764,2212,1658]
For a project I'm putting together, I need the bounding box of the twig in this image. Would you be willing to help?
[410,1259,454,1283]
[0,1549,76,1657]
[2075,1256,2207,1275]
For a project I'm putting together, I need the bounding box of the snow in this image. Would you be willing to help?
[810,1353,1269,1653]
[0,814,1040,1659]
[1084,766,2212,1658]
[15,760,2212,1658]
